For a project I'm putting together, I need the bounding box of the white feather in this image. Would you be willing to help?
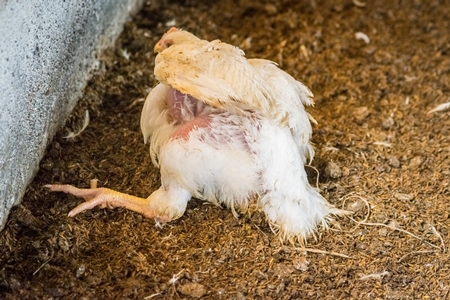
[161,113,257,206]
[64,110,90,140]
[254,119,341,241]
[428,102,450,114]
[249,59,315,162]
[140,83,171,144]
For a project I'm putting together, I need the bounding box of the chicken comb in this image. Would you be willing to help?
[160,27,179,41]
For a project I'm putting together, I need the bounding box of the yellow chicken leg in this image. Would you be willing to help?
[46,184,169,221]
[46,181,192,223]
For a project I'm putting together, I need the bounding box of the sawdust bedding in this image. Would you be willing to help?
[2,0,450,298]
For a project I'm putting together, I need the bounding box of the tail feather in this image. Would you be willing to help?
[260,185,347,244]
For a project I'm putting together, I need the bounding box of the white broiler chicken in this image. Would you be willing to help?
[47,28,345,243]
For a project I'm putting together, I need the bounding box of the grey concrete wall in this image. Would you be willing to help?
[0,0,144,230]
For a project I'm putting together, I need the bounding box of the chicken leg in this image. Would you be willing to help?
[46,183,191,222]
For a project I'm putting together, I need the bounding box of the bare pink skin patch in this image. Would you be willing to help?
[167,87,211,140]
[166,87,249,147]
[170,115,212,140]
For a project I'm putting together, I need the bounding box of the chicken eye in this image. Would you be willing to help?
[165,42,173,48]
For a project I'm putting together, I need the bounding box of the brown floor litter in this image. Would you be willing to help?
[2,0,450,298]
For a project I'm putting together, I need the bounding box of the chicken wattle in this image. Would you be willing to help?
[47,28,347,244]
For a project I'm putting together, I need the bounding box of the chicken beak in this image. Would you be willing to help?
[154,42,163,53]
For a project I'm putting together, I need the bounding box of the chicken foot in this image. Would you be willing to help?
[45,184,170,221]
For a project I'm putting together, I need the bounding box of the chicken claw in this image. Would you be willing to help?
[45,184,167,221]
